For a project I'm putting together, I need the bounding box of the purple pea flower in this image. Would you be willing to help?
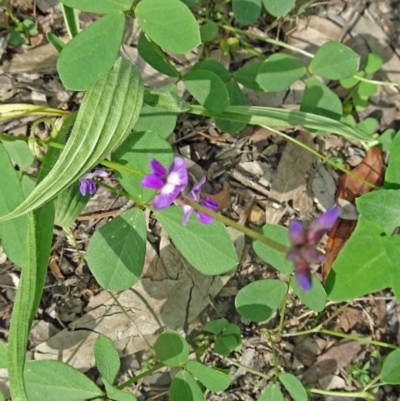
[141,157,188,209]
[182,177,219,226]
[287,206,341,292]
[79,169,108,196]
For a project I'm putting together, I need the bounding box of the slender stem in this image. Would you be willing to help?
[278,281,290,335]
[221,356,273,380]
[307,388,374,400]
[355,75,400,88]
[101,160,145,178]
[1,0,22,29]
[61,4,80,38]
[267,331,279,381]
[0,22,13,31]
[117,363,165,389]
[363,374,381,392]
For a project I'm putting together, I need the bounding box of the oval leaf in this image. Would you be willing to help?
[259,383,285,401]
[235,280,287,322]
[104,378,137,401]
[309,41,360,80]
[233,61,263,91]
[291,276,326,312]
[170,370,203,401]
[60,0,131,13]
[154,330,190,367]
[262,0,295,17]
[155,206,238,275]
[86,209,146,291]
[382,349,400,384]
[233,0,262,25]
[192,58,230,83]
[183,69,230,113]
[279,373,308,401]
[1,139,34,171]
[0,58,144,223]
[256,53,306,92]
[186,361,231,392]
[57,12,125,90]
[135,0,200,54]
[94,335,120,385]
[214,323,242,356]
[204,318,229,335]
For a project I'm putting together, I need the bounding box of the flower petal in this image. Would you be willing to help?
[191,176,206,201]
[141,174,164,190]
[88,180,97,195]
[150,158,167,177]
[167,157,188,187]
[182,205,193,226]
[93,169,108,178]
[294,259,312,292]
[302,245,326,264]
[288,220,306,246]
[79,180,90,196]
[152,185,183,209]
[196,197,218,224]
[307,206,341,244]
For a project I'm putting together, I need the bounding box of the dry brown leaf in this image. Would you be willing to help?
[339,307,362,333]
[49,256,64,279]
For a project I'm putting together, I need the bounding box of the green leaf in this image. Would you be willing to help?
[382,349,400,384]
[279,373,308,401]
[55,182,89,227]
[154,330,190,367]
[59,0,131,13]
[22,19,37,35]
[215,80,248,133]
[170,370,203,401]
[259,383,285,401]
[233,62,263,91]
[0,389,4,401]
[137,33,180,77]
[183,69,230,113]
[233,0,262,25]
[155,206,238,275]
[357,81,377,98]
[252,224,293,275]
[0,341,7,368]
[378,128,397,153]
[46,32,65,52]
[180,0,197,7]
[192,59,230,83]
[309,41,360,80]
[256,53,306,92]
[291,276,326,312]
[144,84,190,112]
[86,209,146,291]
[186,361,231,392]
[384,236,400,302]
[134,104,178,139]
[214,324,242,356]
[0,58,143,223]
[235,280,287,322]
[94,335,120,385]
[385,131,400,188]
[353,92,368,111]
[204,318,229,335]
[358,117,378,135]
[104,378,137,401]
[24,360,103,401]
[300,78,342,120]
[112,132,173,202]
[135,0,200,54]
[10,31,28,46]
[364,53,383,74]
[262,0,295,17]
[326,216,391,301]
[1,138,34,170]
[200,21,218,42]
[57,12,125,90]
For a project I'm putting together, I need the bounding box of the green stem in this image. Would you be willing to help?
[221,356,273,380]
[117,363,165,389]
[1,0,23,30]
[355,75,400,88]
[307,388,374,400]
[277,280,290,335]
[61,4,80,38]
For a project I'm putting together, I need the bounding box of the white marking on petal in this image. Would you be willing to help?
[160,183,176,195]
[167,171,183,186]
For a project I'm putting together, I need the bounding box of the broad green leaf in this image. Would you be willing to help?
[384,131,400,188]
[24,360,103,401]
[22,19,37,35]
[180,0,197,7]
[215,80,248,133]
[46,32,65,52]
[104,378,137,401]
[183,70,230,114]
[0,58,143,223]
[1,139,34,171]
[86,209,146,291]
[134,104,178,139]
[326,216,391,301]
[233,61,263,91]
[214,324,242,356]
[55,182,89,227]
[235,280,287,322]
[111,132,173,202]
[364,53,383,74]
[233,0,262,25]
[257,53,305,92]
[353,92,368,111]
[381,349,400,384]
[252,224,293,275]
[384,236,400,302]
[192,58,230,83]
[170,370,203,401]
[378,128,396,152]
[135,0,200,54]
[357,81,377,98]
[259,384,285,401]
[57,12,125,90]
[200,21,218,42]
[137,33,179,78]
[309,41,360,80]
[300,78,342,120]
[291,276,326,312]
[186,361,231,392]
[60,0,131,13]
[94,335,120,384]
[155,206,238,275]
[358,117,378,135]
[262,0,295,16]
[0,144,28,267]
[189,105,370,141]
[0,342,7,368]
[154,330,190,367]
[144,84,190,112]
[357,189,400,235]
[204,318,229,335]
[279,373,308,401]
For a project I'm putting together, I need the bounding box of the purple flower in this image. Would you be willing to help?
[182,177,219,226]
[79,169,108,196]
[287,206,341,292]
[140,157,188,209]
